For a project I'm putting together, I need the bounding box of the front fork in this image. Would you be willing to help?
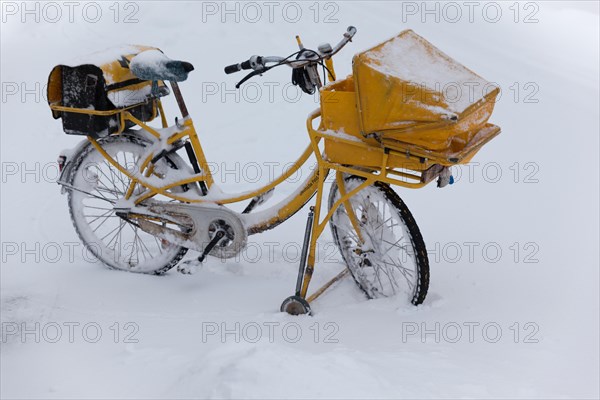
[281,169,370,315]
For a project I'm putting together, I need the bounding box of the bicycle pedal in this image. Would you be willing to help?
[177,259,202,275]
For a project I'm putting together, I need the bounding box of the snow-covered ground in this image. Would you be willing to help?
[1,1,599,398]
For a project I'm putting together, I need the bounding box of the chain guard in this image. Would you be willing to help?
[134,202,247,259]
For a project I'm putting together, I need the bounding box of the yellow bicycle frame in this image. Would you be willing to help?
[50,27,502,312]
[48,53,434,305]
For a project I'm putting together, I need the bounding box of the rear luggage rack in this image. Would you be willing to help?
[49,100,157,136]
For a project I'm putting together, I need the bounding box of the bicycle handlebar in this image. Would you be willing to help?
[224,26,357,74]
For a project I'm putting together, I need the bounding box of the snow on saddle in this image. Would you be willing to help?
[129,49,194,83]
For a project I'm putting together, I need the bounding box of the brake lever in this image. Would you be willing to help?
[235,67,269,88]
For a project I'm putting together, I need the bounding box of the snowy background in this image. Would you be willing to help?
[1,1,599,398]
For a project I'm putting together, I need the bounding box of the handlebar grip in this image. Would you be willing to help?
[240,60,252,70]
[225,63,242,74]
[225,59,255,74]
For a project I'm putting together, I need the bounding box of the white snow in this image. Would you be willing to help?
[320,128,364,142]
[68,45,149,71]
[365,30,493,113]
[1,2,598,399]
[129,49,170,73]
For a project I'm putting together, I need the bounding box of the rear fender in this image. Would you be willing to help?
[57,138,91,193]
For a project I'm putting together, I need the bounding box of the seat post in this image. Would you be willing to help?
[170,81,189,118]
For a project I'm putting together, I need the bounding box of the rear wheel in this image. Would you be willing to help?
[328,176,429,305]
[67,133,190,274]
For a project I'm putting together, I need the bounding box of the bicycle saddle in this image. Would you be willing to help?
[130,49,194,82]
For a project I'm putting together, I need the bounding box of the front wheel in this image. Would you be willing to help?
[328,176,429,305]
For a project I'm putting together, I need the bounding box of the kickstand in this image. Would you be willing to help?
[280,207,315,315]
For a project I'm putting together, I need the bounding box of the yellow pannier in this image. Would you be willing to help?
[321,30,500,173]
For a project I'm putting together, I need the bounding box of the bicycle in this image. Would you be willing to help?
[48,27,500,314]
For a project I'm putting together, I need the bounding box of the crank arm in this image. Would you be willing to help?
[196,229,226,263]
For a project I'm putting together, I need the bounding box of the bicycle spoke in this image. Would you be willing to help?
[372,258,386,292]
[95,166,122,197]
[384,254,415,279]
[99,221,125,242]
[105,219,125,250]
[383,258,414,291]
[153,235,164,254]
[381,237,406,258]
[107,156,129,193]
[84,205,114,211]
[88,209,114,229]
[136,229,154,260]
[377,260,400,293]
